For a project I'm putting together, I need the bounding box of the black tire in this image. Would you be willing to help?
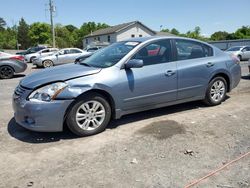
[66,92,111,136]
[0,66,14,79]
[42,60,54,68]
[204,76,227,106]
[238,55,242,61]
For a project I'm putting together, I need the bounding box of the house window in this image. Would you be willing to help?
[98,37,100,41]
[131,34,135,38]
[86,39,88,44]
[107,35,111,42]
[139,34,142,37]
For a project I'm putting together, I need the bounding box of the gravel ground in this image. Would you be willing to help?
[0,62,249,188]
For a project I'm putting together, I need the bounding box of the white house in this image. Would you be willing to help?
[83,21,168,48]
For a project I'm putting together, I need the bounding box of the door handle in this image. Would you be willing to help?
[165,70,175,76]
[206,62,214,67]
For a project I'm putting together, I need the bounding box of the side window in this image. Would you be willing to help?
[175,39,213,60]
[244,47,250,51]
[63,49,70,54]
[70,49,82,54]
[132,39,172,66]
[41,49,50,53]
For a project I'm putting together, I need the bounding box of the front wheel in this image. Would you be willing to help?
[66,93,111,136]
[204,77,227,106]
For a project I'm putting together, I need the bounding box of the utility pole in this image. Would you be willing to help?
[49,0,56,47]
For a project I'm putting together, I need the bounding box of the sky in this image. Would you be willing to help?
[1,0,250,36]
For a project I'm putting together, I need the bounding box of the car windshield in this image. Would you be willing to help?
[80,41,140,68]
[226,47,242,51]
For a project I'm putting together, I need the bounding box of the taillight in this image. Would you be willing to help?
[10,55,24,61]
[230,54,240,64]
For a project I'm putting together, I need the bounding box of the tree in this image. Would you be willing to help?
[185,26,203,39]
[170,28,180,35]
[55,24,74,48]
[161,28,170,32]
[210,31,229,41]
[0,27,17,49]
[0,17,6,31]
[234,26,250,39]
[65,24,77,33]
[28,22,51,46]
[17,18,31,49]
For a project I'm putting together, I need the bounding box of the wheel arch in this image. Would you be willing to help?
[63,89,116,124]
[0,64,15,72]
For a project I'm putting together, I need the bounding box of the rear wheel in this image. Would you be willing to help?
[66,93,111,136]
[0,66,14,79]
[42,60,54,68]
[204,76,227,106]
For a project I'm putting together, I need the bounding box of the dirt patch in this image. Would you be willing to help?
[137,120,186,140]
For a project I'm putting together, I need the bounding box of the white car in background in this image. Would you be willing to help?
[24,48,58,63]
[33,48,91,68]
[225,46,250,61]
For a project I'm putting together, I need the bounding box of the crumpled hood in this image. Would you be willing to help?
[20,63,101,89]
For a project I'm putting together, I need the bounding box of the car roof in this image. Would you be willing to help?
[123,36,213,47]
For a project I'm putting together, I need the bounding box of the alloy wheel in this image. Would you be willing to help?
[43,60,53,68]
[210,80,225,102]
[75,100,106,131]
[0,66,14,79]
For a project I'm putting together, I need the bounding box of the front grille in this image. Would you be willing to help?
[14,85,26,97]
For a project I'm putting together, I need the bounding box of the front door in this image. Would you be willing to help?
[242,47,250,60]
[116,39,177,110]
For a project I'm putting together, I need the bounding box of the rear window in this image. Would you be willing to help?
[175,39,213,60]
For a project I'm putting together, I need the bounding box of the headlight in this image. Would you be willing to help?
[28,82,68,102]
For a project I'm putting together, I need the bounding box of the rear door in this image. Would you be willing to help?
[40,49,50,57]
[173,39,214,99]
[68,49,83,63]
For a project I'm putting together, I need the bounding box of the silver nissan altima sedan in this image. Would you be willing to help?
[13,36,241,136]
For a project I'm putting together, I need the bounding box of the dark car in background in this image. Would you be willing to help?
[16,46,47,56]
[0,52,27,79]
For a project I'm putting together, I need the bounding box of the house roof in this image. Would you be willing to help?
[155,31,176,36]
[84,21,156,38]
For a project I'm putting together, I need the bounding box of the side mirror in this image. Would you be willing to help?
[125,59,143,69]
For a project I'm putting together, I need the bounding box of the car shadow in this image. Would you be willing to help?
[108,100,210,129]
[241,75,250,80]
[8,98,230,144]
[12,74,25,79]
[31,66,43,69]
[7,118,78,144]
